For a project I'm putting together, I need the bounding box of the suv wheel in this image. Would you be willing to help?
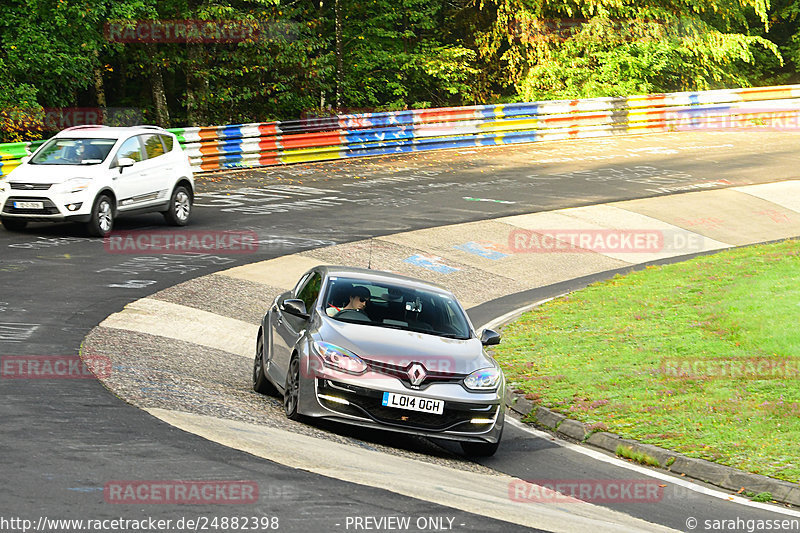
[86,194,114,237]
[1,217,28,232]
[163,185,192,226]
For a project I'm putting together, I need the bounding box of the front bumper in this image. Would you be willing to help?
[298,358,505,443]
[1,191,92,222]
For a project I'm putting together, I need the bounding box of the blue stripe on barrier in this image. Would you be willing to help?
[220,126,243,140]
[219,140,244,153]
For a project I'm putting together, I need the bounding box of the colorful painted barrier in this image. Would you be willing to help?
[3,84,800,177]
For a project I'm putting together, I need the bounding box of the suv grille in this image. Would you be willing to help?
[10,183,52,190]
[3,197,60,215]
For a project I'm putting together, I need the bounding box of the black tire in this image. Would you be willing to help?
[86,194,114,237]
[460,440,500,457]
[253,332,278,395]
[283,356,302,421]
[163,185,192,226]
[1,217,28,232]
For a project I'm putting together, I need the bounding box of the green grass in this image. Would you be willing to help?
[616,445,661,467]
[495,240,800,482]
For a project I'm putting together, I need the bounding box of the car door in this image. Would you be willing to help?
[137,134,175,202]
[112,136,152,211]
[268,271,322,386]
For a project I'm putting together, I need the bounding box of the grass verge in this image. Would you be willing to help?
[494,240,800,482]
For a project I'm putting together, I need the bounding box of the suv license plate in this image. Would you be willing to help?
[382,392,444,415]
[14,201,43,209]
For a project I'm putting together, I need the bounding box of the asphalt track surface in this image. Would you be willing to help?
[2,130,800,532]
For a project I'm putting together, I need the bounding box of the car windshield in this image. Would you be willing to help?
[30,138,116,165]
[323,277,472,340]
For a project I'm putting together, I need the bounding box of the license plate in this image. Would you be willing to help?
[14,201,43,209]
[382,392,444,415]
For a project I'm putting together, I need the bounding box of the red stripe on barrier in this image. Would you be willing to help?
[258,123,279,135]
[418,108,479,123]
[259,152,281,166]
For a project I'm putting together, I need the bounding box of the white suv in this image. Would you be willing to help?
[0,125,194,236]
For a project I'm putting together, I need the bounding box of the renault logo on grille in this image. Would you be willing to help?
[407,363,426,386]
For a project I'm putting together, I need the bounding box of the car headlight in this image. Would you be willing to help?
[312,341,367,374]
[60,177,92,194]
[464,367,502,391]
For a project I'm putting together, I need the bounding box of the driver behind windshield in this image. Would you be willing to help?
[326,285,370,317]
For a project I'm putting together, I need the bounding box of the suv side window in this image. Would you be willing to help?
[117,136,143,163]
[296,272,322,311]
[160,134,174,152]
[142,134,167,159]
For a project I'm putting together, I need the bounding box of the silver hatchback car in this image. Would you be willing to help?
[253,266,505,456]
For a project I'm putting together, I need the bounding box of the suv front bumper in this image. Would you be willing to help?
[1,191,93,222]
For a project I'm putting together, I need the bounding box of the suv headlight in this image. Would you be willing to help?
[464,367,502,391]
[312,341,367,374]
[60,177,92,194]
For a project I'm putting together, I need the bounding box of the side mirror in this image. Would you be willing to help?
[20,156,31,164]
[480,329,501,346]
[115,157,136,171]
[282,299,310,320]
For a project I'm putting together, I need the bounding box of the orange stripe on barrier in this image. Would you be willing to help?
[738,86,794,101]
[198,127,218,140]
[200,160,220,171]
[281,132,343,150]
[199,142,218,156]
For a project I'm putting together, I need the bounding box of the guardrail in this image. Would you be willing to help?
[3,84,800,177]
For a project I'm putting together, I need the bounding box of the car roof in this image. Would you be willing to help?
[318,265,452,294]
[53,125,172,139]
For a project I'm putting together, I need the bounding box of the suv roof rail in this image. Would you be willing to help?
[138,125,166,131]
[61,125,109,131]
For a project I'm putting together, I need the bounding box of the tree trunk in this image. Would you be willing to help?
[335,0,343,110]
[93,49,107,125]
[186,44,205,126]
[151,67,170,127]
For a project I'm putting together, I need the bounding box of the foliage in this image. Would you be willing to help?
[1,0,799,139]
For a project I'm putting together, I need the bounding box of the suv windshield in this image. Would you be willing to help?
[323,277,471,340]
[31,138,116,165]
